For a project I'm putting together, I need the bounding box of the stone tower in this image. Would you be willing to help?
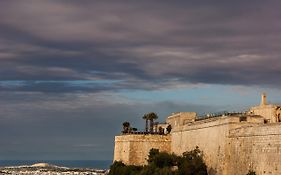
[260,92,267,106]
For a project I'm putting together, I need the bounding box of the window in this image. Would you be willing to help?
[239,116,247,122]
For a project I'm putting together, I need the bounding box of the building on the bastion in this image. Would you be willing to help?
[249,93,281,123]
[113,93,281,175]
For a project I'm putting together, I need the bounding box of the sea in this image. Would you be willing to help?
[0,160,112,170]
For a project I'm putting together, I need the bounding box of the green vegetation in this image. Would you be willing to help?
[109,147,208,175]
[122,122,139,133]
[177,147,207,175]
[122,112,173,135]
[108,161,142,175]
[143,114,149,132]
[122,121,130,133]
[146,112,158,133]
[142,112,159,133]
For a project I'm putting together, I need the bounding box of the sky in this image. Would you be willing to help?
[1,0,281,161]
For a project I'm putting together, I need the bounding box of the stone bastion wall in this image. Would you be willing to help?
[170,116,260,175]
[113,134,171,165]
[171,115,281,175]
[227,124,281,175]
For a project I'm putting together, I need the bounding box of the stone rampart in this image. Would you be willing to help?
[172,116,234,175]
[171,116,263,175]
[227,124,281,175]
[114,134,171,165]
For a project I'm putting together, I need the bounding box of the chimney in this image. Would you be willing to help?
[260,93,267,106]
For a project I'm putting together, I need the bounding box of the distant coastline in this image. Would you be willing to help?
[0,160,111,170]
[0,161,110,175]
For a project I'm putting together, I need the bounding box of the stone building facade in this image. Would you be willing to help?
[113,94,281,175]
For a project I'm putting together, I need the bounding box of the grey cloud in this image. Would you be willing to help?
[1,1,281,92]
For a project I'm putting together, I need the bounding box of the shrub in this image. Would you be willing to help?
[177,146,208,175]
[108,161,142,175]
[109,147,208,175]
[148,148,160,163]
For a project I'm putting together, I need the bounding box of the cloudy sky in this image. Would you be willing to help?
[1,0,281,161]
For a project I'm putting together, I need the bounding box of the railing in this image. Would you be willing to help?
[196,112,245,121]
[121,131,166,135]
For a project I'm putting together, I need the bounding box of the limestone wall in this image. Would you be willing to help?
[172,117,233,175]
[171,116,262,175]
[227,124,281,175]
[114,134,171,165]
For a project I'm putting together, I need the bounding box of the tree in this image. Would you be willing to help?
[178,146,207,175]
[108,161,142,175]
[142,114,149,133]
[148,148,160,163]
[109,147,207,175]
[108,161,126,175]
[146,112,158,133]
[122,122,130,133]
[147,148,178,168]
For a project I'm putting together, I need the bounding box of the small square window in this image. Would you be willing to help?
[239,116,247,122]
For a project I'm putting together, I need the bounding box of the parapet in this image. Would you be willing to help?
[166,112,197,128]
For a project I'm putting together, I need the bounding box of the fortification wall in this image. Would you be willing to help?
[172,117,236,175]
[114,134,171,165]
[227,124,281,175]
[171,116,261,175]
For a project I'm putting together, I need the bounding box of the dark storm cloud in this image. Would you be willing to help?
[0,0,281,92]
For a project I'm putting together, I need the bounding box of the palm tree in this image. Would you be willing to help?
[142,114,149,132]
[122,121,130,133]
[147,112,158,133]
